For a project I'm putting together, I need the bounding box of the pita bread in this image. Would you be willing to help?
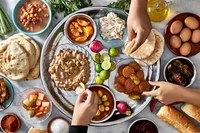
[8,34,36,69]
[123,29,156,59]
[18,33,41,68]
[1,42,30,80]
[25,61,40,80]
[141,29,164,66]
[28,127,48,133]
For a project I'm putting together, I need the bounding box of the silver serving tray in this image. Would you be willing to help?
[40,7,160,126]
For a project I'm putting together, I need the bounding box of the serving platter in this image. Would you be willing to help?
[40,7,160,126]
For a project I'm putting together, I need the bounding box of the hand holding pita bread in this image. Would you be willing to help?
[127,0,152,53]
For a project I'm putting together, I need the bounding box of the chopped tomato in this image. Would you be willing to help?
[36,112,44,118]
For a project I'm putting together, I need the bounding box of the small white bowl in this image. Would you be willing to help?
[163,56,196,87]
[127,118,158,133]
[64,13,97,46]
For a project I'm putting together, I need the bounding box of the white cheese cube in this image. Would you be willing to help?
[42,102,49,108]
[36,100,42,106]
[38,93,45,100]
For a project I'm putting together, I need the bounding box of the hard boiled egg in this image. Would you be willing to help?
[170,35,182,48]
[170,20,183,34]
[180,42,191,56]
[180,28,192,42]
[185,17,199,30]
[191,29,200,43]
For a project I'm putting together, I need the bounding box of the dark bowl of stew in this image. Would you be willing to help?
[89,84,116,123]
[12,0,52,36]
[163,56,196,87]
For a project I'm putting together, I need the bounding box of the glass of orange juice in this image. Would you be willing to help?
[147,0,172,22]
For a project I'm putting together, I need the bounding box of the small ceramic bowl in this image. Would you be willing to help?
[47,117,70,133]
[16,88,52,124]
[12,0,52,36]
[127,118,158,133]
[89,84,116,123]
[64,13,97,46]
[0,114,21,133]
[0,75,14,112]
[163,56,196,87]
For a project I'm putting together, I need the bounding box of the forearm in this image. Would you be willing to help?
[180,88,200,106]
[129,0,148,13]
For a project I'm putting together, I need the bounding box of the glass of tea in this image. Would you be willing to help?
[147,0,172,22]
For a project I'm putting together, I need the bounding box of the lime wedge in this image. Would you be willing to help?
[101,61,111,70]
[100,53,110,63]
[110,62,116,71]
[93,53,101,63]
[95,63,103,73]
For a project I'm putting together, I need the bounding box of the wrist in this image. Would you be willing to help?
[178,86,187,102]
[72,119,89,126]
[130,0,148,13]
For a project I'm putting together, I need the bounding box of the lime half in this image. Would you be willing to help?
[93,53,101,63]
[110,62,116,71]
[100,53,110,63]
[101,61,111,70]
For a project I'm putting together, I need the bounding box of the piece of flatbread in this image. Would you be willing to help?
[25,61,40,80]
[1,42,30,80]
[140,29,164,66]
[28,127,48,133]
[18,33,40,68]
[123,29,156,60]
[8,34,36,69]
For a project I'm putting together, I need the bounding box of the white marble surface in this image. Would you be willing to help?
[0,0,200,133]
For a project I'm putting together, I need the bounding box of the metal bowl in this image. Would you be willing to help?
[163,56,197,87]
[127,118,158,133]
[64,13,97,46]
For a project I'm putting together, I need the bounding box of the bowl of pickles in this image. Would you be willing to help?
[89,84,116,123]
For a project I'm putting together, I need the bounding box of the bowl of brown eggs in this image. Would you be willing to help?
[165,12,200,57]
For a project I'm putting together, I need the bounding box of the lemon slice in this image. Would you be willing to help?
[101,61,111,70]
[100,53,110,63]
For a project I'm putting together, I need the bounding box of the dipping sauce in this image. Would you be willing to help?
[1,114,20,133]
[129,120,158,133]
[17,0,49,32]
[166,59,194,87]
[66,16,94,44]
[90,86,114,121]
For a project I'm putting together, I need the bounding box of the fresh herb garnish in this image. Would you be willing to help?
[107,0,131,11]
[46,0,93,17]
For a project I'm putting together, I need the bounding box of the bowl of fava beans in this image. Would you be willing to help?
[89,84,116,123]
[12,0,52,36]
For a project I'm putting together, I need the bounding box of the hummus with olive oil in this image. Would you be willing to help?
[49,49,90,91]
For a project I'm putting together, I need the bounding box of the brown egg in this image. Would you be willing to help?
[180,42,191,56]
[170,35,182,48]
[185,17,199,30]
[180,28,192,42]
[170,20,183,34]
[191,29,200,43]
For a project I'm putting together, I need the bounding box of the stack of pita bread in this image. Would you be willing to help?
[123,29,164,66]
[0,33,40,80]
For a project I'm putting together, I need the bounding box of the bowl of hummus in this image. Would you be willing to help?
[48,43,95,92]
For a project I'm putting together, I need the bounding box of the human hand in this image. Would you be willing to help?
[127,0,152,53]
[142,81,185,105]
[72,89,98,126]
